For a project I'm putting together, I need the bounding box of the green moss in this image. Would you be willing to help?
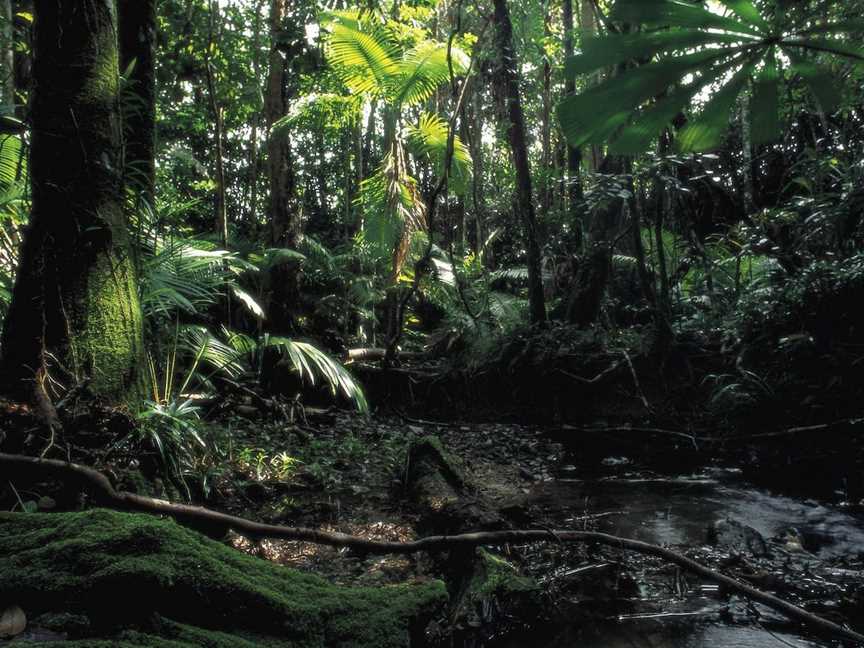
[0,510,447,647]
[467,549,538,599]
[74,250,145,404]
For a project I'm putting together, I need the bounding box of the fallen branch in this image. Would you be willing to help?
[559,424,699,449]
[1,452,862,645]
[724,417,864,441]
[344,348,428,364]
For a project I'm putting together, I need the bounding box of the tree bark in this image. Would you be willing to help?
[118,0,157,205]
[0,0,144,404]
[205,1,228,247]
[266,0,300,332]
[579,0,601,173]
[246,0,266,226]
[492,0,546,325]
[540,6,553,217]
[562,0,583,217]
[0,0,13,115]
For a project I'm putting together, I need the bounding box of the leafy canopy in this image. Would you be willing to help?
[558,0,864,154]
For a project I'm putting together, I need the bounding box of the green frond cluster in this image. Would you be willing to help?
[404,112,472,194]
[558,0,864,153]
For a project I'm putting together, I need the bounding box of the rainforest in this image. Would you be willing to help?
[2,0,864,646]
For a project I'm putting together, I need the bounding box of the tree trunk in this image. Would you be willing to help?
[0,0,144,404]
[539,7,553,218]
[492,0,546,325]
[266,0,300,333]
[579,0,601,173]
[562,0,583,217]
[205,1,228,247]
[118,0,157,205]
[266,0,297,248]
[246,0,266,226]
[1,0,13,114]
[468,84,488,262]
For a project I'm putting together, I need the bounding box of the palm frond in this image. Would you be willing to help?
[390,40,468,107]
[559,0,864,153]
[261,335,368,412]
[324,11,399,98]
[404,112,472,194]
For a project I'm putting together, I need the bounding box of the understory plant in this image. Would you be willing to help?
[127,208,368,491]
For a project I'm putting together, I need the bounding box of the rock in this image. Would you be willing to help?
[707,518,769,556]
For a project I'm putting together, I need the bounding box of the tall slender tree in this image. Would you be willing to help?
[561,0,583,214]
[266,0,300,332]
[118,0,158,205]
[0,0,13,115]
[0,0,144,404]
[266,0,298,249]
[492,0,546,325]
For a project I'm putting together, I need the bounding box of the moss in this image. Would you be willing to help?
[0,510,447,647]
[75,250,146,404]
[467,549,538,599]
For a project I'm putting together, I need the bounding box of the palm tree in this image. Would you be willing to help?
[322,10,472,282]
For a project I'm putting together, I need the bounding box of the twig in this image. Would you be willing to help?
[555,360,624,385]
[621,349,652,414]
[1,452,863,645]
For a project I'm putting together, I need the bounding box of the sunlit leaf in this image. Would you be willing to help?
[677,60,755,152]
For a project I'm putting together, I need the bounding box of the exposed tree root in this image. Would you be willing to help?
[2,451,863,645]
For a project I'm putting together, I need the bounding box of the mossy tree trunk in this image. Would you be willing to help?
[492,0,546,325]
[118,0,157,206]
[0,0,144,405]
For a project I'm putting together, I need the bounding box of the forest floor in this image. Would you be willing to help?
[4,344,864,646]
[182,406,864,647]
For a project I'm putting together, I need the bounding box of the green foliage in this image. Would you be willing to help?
[740,253,864,350]
[558,0,864,153]
[322,9,472,273]
[404,112,472,194]
[323,10,469,108]
[0,133,26,322]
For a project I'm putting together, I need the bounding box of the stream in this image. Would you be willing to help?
[498,440,864,648]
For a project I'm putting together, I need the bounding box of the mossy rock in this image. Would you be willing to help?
[0,509,447,647]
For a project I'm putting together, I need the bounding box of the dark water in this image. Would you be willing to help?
[507,462,864,648]
[530,468,864,558]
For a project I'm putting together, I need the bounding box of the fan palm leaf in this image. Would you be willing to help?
[559,0,864,153]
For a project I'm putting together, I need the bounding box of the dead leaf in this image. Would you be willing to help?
[0,605,26,638]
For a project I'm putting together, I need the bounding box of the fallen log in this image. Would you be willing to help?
[1,451,863,645]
